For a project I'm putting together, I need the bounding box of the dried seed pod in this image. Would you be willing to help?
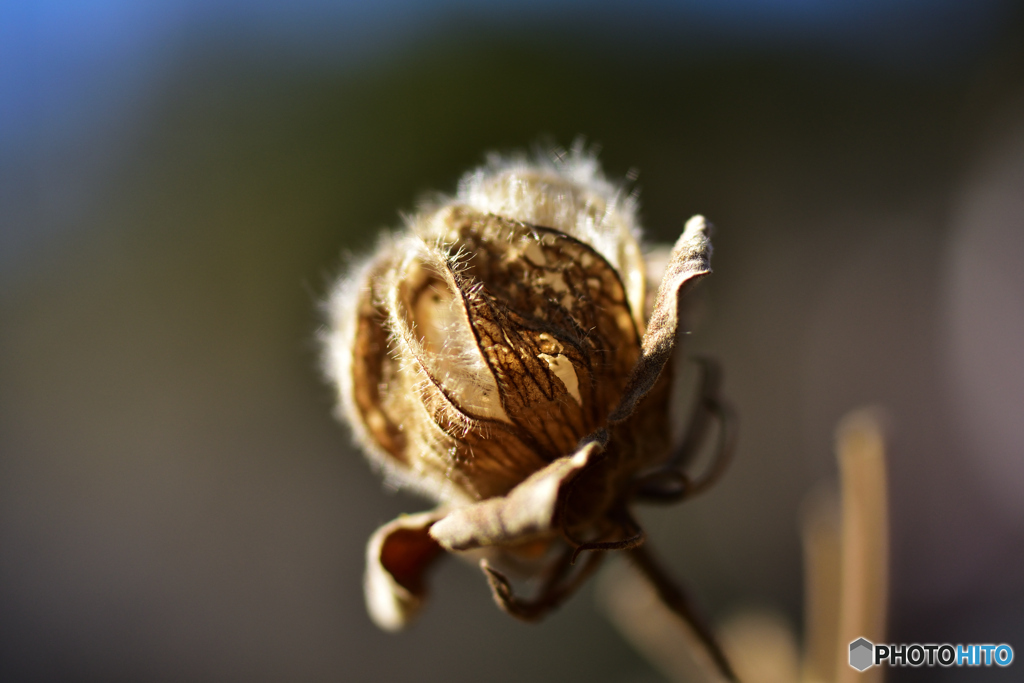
[323,147,737,680]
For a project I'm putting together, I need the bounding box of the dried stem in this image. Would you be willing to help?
[628,544,739,682]
[603,406,890,683]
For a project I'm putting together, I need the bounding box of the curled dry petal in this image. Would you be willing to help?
[430,439,604,551]
[364,510,445,631]
[610,215,711,425]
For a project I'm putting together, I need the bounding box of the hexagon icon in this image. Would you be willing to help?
[849,638,874,671]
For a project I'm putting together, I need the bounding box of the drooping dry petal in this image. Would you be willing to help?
[364,510,446,631]
[429,439,604,551]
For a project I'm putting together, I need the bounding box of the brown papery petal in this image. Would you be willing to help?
[609,216,712,426]
[425,207,641,456]
[429,439,604,551]
[385,244,551,500]
[364,510,446,631]
[347,251,409,465]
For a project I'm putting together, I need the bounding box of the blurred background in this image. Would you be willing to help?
[3,1,1024,681]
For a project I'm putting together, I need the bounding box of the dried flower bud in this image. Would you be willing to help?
[323,147,735,678]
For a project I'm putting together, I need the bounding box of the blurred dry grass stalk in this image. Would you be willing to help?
[600,408,889,683]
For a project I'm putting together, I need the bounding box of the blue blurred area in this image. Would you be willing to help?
[3,0,1012,149]
[2,3,184,156]
[0,0,1014,271]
